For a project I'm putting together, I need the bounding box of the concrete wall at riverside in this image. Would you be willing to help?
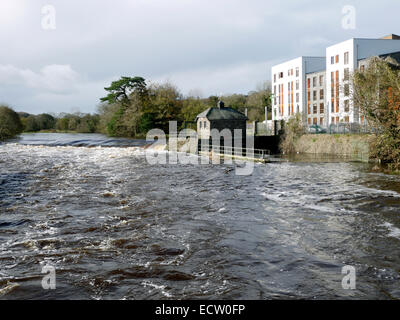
[293,134,372,161]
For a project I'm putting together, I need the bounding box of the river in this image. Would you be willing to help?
[1,133,400,300]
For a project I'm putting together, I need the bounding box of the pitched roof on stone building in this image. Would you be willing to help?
[195,101,248,121]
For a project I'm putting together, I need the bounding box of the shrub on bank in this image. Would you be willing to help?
[0,105,23,141]
[280,114,306,154]
[352,57,400,171]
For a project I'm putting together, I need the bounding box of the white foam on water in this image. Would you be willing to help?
[0,282,19,297]
[141,280,173,298]
[380,222,400,239]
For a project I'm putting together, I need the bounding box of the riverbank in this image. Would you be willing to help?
[290,134,373,162]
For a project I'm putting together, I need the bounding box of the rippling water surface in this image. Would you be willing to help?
[1,133,400,300]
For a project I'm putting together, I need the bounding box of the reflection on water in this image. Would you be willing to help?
[1,133,400,300]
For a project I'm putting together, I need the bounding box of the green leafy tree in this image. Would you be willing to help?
[352,57,400,170]
[36,114,56,130]
[181,97,208,122]
[100,76,150,137]
[0,105,23,140]
[100,76,147,108]
[147,82,182,132]
[280,113,306,154]
[24,115,40,132]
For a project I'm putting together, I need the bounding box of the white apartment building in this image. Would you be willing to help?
[326,36,400,124]
[306,70,326,126]
[271,34,400,125]
[271,57,325,122]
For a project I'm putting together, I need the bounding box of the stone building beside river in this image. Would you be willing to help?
[195,101,248,144]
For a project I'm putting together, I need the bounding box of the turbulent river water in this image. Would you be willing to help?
[1,133,400,300]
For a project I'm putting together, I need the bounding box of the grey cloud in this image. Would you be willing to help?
[0,0,399,114]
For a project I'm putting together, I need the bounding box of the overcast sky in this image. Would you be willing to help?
[0,0,399,114]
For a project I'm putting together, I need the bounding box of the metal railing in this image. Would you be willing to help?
[199,144,270,160]
[306,123,377,134]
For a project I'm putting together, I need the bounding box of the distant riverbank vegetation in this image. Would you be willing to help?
[0,78,271,141]
[97,76,272,138]
[19,112,100,134]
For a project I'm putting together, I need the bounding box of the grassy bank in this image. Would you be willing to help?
[291,134,373,162]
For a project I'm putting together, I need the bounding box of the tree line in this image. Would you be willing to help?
[0,106,101,141]
[1,78,271,141]
[97,76,272,138]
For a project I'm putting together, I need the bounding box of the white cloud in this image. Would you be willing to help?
[0,64,80,94]
[152,59,280,97]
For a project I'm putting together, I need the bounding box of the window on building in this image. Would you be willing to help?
[199,122,202,129]
[204,121,207,128]
[344,116,350,123]
[313,90,317,100]
[344,100,350,112]
[344,84,350,97]
[331,56,335,64]
[320,117,324,125]
[296,80,299,90]
[344,52,349,65]
[279,72,283,79]
[320,103,324,114]
[308,118,311,125]
[320,89,324,100]
[274,74,276,82]
[288,70,291,76]
[360,65,365,72]
[331,117,335,124]
[296,93,299,103]
[313,77,317,87]
[296,67,299,77]
[313,118,318,125]
[319,75,324,86]
[336,116,339,123]
[344,68,349,81]
[336,55,339,63]
[313,104,317,114]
